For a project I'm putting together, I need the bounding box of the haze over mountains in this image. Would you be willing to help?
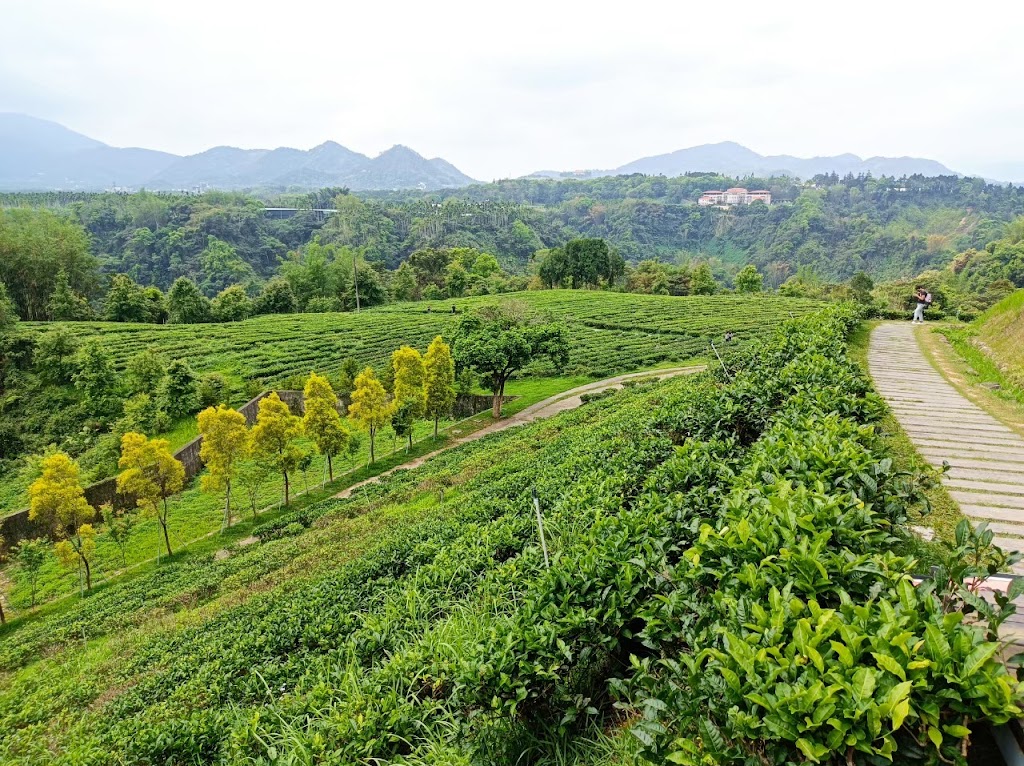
[529,141,960,181]
[0,114,476,192]
[0,114,996,193]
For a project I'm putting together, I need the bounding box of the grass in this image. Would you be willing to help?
[847,322,963,539]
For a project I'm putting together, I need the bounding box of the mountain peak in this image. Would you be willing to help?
[0,115,475,191]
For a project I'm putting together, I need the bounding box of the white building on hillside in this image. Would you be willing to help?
[698,187,771,206]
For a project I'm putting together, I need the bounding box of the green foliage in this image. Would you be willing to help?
[210,284,252,322]
[72,339,120,417]
[13,538,47,607]
[690,262,718,295]
[168,277,211,324]
[104,274,150,323]
[163,359,199,418]
[0,207,97,320]
[253,277,296,315]
[33,328,79,386]
[196,372,231,408]
[125,348,169,396]
[47,269,93,321]
[453,302,569,416]
[734,263,763,293]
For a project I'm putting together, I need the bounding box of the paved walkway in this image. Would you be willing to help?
[334,366,705,500]
[869,323,1024,558]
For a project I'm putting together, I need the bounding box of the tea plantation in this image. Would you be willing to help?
[15,291,822,388]
[1,305,1021,765]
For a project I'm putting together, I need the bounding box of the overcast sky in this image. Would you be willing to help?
[3,0,1022,181]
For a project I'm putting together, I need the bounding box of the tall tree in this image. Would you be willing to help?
[163,359,198,418]
[168,277,211,324]
[211,285,252,322]
[198,404,250,530]
[423,336,456,437]
[73,340,121,417]
[28,452,96,590]
[348,367,395,464]
[48,269,93,320]
[34,328,79,386]
[104,274,150,322]
[391,346,427,449]
[117,433,185,558]
[249,392,303,505]
[734,264,763,293]
[391,261,418,302]
[126,348,169,396]
[453,304,569,417]
[0,208,97,320]
[690,263,719,295]
[302,372,350,481]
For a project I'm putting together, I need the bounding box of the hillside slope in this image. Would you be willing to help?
[976,288,1024,383]
[1,307,1019,764]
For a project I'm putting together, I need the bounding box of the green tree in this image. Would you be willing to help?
[197,372,231,408]
[690,263,719,295]
[348,367,395,464]
[34,328,79,386]
[163,359,198,418]
[849,271,874,304]
[211,284,253,322]
[0,282,17,330]
[253,277,297,315]
[73,340,121,416]
[116,433,185,558]
[336,357,360,403]
[391,346,427,449]
[302,372,350,481]
[249,392,303,505]
[28,452,96,590]
[126,348,169,396]
[199,236,255,295]
[453,303,569,417]
[0,208,97,320]
[471,252,501,278]
[424,335,456,437]
[735,264,763,293]
[105,274,150,322]
[15,538,48,607]
[445,262,469,298]
[391,261,418,302]
[101,505,136,567]
[48,269,92,320]
[198,404,250,530]
[168,277,211,324]
[142,286,168,323]
[118,392,167,435]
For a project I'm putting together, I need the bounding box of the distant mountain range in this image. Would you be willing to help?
[0,114,1003,193]
[0,113,477,192]
[528,141,961,181]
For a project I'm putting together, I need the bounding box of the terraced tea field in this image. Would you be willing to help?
[17,291,821,388]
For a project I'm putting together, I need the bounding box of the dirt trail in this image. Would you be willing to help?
[333,366,705,500]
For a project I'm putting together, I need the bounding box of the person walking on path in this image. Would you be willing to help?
[912,286,927,323]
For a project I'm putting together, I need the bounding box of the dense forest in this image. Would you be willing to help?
[3,172,1024,296]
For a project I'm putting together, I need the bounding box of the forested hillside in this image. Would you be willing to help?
[3,172,1023,297]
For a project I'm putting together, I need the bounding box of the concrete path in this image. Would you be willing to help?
[334,366,705,500]
[869,323,1024,559]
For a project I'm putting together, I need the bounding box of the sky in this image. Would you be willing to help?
[2,0,1023,181]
